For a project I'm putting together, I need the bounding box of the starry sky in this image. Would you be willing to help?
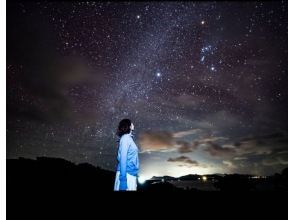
[7,1,288,179]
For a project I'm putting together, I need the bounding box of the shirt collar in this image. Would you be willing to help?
[117,132,133,141]
[129,132,134,137]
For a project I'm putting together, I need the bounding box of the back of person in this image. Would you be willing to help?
[114,119,139,191]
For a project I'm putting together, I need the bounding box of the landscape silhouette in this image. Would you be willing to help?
[7,156,288,219]
[7,156,287,192]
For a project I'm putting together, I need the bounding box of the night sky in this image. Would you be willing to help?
[7,1,288,179]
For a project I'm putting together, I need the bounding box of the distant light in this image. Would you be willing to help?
[202,176,207,181]
[138,176,146,184]
[156,72,161,77]
[201,20,205,25]
[136,15,141,19]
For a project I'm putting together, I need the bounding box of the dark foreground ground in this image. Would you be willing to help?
[7,157,288,218]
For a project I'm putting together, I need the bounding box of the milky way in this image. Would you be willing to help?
[7,1,288,178]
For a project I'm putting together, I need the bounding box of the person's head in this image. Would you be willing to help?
[116,118,134,137]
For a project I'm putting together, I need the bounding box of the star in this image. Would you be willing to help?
[210,65,216,71]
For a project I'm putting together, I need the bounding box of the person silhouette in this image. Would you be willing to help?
[114,119,139,191]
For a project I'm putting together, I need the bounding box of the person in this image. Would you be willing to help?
[114,118,139,191]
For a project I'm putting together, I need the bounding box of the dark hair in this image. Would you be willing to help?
[116,118,132,137]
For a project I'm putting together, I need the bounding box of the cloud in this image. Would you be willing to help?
[167,156,200,167]
[220,151,288,176]
[232,132,288,157]
[233,157,248,160]
[176,141,192,153]
[200,136,228,142]
[200,131,288,175]
[204,141,236,158]
[172,128,200,138]
[176,140,199,153]
[222,160,237,169]
[237,132,287,148]
[235,141,272,155]
[139,128,202,152]
[261,152,288,166]
[138,131,174,152]
[138,128,288,176]
[138,128,229,154]
[203,131,288,158]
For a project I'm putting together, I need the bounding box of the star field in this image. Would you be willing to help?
[7,1,288,178]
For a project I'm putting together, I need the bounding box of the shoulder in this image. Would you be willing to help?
[120,134,131,142]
